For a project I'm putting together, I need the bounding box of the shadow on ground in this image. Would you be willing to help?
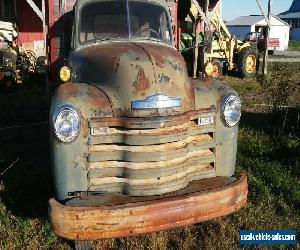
[0,86,53,219]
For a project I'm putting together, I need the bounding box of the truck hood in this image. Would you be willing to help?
[70,42,194,116]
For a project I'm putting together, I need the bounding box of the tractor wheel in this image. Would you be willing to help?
[74,241,93,250]
[238,47,258,78]
[211,59,223,78]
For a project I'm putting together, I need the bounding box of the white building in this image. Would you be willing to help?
[278,0,300,41]
[226,15,290,51]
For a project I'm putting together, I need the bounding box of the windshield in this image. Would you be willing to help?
[79,0,172,44]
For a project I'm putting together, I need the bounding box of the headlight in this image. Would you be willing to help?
[205,62,214,77]
[53,105,80,143]
[221,94,241,127]
[59,66,71,82]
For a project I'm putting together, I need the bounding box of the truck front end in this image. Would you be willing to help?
[49,0,247,241]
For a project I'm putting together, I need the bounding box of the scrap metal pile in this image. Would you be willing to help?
[0,19,37,88]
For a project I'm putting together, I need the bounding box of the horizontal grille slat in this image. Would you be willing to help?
[89,122,215,146]
[90,164,214,186]
[88,143,215,162]
[88,155,215,180]
[90,134,212,152]
[89,150,214,170]
[89,167,216,196]
[89,109,215,129]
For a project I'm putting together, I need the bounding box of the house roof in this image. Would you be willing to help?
[226,16,264,26]
[278,12,300,19]
[227,15,290,27]
[280,0,300,15]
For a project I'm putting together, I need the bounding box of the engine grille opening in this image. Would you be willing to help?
[88,111,216,196]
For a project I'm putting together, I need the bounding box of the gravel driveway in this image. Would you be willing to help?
[274,50,300,57]
[259,50,300,63]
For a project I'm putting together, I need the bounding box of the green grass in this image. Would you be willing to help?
[0,67,299,249]
[288,40,300,52]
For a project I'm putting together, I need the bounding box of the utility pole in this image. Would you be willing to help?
[200,0,209,77]
[204,0,209,16]
[193,17,200,78]
[193,0,209,78]
[262,0,272,75]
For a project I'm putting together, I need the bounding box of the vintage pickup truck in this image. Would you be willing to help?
[48,0,248,248]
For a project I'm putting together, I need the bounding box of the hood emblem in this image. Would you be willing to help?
[132,94,182,109]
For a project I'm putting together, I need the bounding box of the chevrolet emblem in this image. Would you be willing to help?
[132,94,182,109]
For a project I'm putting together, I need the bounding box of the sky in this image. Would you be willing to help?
[222,0,293,21]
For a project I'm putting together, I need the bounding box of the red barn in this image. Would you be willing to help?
[0,0,75,78]
[0,0,46,56]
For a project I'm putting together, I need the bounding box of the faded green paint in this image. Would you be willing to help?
[51,83,113,200]
[193,79,238,176]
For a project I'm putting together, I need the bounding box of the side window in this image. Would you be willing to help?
[128,2,171,42]
[80,1,127,43]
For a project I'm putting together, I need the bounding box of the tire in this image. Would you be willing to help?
[238,47,258,78]
[74,241,93,250]
[211,59,223,78]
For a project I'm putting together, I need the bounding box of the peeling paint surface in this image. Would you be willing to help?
[70,42,194,116]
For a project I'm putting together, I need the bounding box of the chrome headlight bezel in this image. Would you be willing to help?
[52,104,81,143]
[221,93,242,127]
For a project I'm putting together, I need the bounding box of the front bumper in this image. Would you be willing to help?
[49,174,248,240]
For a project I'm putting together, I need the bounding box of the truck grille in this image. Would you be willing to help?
[88,110,216,196]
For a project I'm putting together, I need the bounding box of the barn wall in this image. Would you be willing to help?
[15,0,47,57]
[16,0,43,44]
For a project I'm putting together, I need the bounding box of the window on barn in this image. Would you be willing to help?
[0,0,15,18]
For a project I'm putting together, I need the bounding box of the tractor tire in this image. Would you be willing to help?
[74,241,93,250]
[211,59,223,78]
[238,47,258,78]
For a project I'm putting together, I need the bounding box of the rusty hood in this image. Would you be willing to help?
[70,42,194,117]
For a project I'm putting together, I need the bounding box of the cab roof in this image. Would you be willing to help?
[75,0,170,10]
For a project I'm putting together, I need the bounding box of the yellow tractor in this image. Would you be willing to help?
[181,1,258,78]
[203,11,258,78]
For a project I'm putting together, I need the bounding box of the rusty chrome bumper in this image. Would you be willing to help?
[49,174,248,240]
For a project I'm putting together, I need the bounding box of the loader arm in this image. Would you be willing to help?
[207,11,231,39]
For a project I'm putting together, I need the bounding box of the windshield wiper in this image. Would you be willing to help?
[94,36,118,42]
